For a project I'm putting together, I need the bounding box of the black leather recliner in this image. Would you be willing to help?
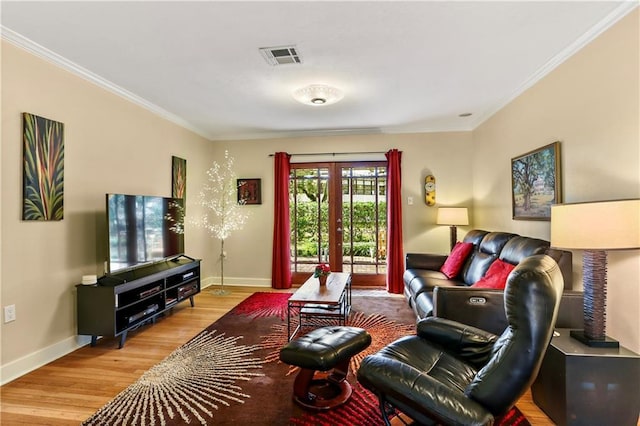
[357,254,563,426]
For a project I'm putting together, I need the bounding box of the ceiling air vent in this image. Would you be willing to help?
[259,45,302,66]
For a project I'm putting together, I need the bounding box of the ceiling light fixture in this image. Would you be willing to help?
[293,84,344,106]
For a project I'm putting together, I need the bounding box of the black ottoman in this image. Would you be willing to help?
[280,326,372,410]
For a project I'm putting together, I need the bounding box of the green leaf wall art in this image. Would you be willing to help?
[22,113,64,221]
[172,155,186,200]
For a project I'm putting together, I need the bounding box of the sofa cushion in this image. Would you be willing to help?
[404,268,448,285]
[414,291,435,318]
[414,278,460,317]
[471,259,516,290]
[440,242,474,279]
[499,236,549,265]
[462,230,490,246]
[460,232,516,285]
[405,271,457,298]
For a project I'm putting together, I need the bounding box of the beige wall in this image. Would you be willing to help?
[0,41,212,381]
[0,40,473,381]
[211,132,474,287]
[472,10,640,352]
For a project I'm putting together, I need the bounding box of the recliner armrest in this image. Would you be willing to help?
[416,317,498,368]
[405,253,448,270]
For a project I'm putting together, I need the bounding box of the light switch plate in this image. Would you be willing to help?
[4,305,16,323]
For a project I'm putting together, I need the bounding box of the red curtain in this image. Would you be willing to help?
[271,152,292,289]
[385,149,404,294]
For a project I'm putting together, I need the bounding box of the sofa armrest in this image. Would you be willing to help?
[405,253,448,270]
[433,287,585,335]
[416,317,498,368]
[545,248,573,290]
[555,290,584,329]
[433,287,507,335]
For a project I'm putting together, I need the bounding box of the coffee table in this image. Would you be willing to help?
[287,272,352,341]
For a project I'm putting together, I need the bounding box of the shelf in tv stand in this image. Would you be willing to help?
[76,258,201,348]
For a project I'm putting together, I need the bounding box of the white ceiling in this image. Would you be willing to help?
[1,1,636,141]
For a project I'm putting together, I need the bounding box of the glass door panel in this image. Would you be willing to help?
[289,162,386,286]
[289,166,329,275]
[340,165,387,277]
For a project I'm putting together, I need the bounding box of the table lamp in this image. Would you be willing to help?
[551,199,640,348]
[437,207,469,251]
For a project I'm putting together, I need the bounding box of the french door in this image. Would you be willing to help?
[289,161,387,286]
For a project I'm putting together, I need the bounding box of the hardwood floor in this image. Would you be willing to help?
[0,286,554,425]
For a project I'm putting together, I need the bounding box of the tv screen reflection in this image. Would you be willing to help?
[107,194,184,273]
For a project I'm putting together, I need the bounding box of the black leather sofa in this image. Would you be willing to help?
[403,229,583,334]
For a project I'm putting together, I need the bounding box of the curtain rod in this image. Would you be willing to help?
[268,151,386,157]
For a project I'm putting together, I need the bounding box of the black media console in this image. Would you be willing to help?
[76,257,201,348]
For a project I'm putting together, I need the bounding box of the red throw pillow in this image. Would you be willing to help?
[440,242,474,279]
[472,259,516,289]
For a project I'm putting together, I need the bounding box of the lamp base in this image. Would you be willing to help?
[570,330,619,348]
[449,225,457,252]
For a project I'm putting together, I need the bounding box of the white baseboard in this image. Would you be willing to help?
[200,276,271,288]
[1,276,269,385]
[1,335,91,386]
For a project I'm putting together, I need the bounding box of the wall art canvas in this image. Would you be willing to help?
[511,141,561,221]
[237,178,261,205]
[172,156,187,200]
[22,113,64,221]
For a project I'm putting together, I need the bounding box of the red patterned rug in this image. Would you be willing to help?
[84,291,530,425]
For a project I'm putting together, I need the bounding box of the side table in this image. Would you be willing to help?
[531,328,640,426]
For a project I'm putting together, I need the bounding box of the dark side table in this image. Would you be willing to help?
[531,329,640,426]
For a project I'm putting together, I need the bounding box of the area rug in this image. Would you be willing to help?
[83,292,530,426]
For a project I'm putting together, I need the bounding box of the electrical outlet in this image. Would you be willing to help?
[407,196,414,205]
[4,304,16,323]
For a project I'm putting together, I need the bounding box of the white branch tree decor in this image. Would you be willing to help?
[194,151,250,295]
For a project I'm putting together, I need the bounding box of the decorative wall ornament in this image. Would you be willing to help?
[424,174,436,206]
[22,113,64,221]
[172,155,186,207]
[172,156,186,198]
[511,141,561,220]
[237,178,262,205]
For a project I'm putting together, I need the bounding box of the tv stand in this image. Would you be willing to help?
[77,257,201,348]
[170,254,196,262]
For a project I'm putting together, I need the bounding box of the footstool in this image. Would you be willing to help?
[279,326,372,411]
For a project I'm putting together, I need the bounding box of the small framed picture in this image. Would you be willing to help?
[237,178,261,205]
[511,142,562,221]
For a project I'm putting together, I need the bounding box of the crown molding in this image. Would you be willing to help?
[1,26,211,140]
[3,1,637,141]
[473,1,639,130]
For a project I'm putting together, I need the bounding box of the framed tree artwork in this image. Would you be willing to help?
[237,178,261,205]
[511,142,561,221]
[22,113,64,221]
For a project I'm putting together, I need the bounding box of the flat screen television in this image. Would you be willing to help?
[106,193,184,274]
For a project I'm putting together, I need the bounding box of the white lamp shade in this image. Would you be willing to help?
[551,199,640,250]
[436,207,469,226]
